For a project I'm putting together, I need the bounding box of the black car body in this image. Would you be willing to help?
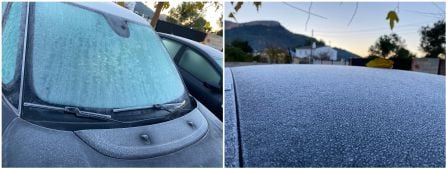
[2,2,222,167]
[225,64,445,167]
[159,32,223,120]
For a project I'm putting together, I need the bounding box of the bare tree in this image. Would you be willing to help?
[151,2,166,28]
[265,47,289,64]
[317,51,331,60]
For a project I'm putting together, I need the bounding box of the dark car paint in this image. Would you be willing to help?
[158,33,223,120]
[2,97,18,133]
[225,65,445,167]
[3,98,222,167]
[2,2,222,167]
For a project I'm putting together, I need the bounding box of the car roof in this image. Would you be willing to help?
[224,68,240,167]
[226,64,445,167]
[158,32,222,61]
[73,2,149,26]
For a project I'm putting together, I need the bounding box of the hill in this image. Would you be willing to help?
[225,20,361,60]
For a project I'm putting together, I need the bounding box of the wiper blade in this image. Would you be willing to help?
[23,102,112,121]
[112,100,186,113]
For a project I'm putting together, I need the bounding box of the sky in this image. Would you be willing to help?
[225,2,445,57]
[145,1,223,32]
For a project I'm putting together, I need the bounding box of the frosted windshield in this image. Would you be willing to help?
[31,3,185,108]
[2,2,23,84]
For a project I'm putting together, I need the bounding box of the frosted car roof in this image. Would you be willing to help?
[227,65,445,167]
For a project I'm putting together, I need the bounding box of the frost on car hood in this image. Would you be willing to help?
[2,104,222,167]
[229,65,445,167]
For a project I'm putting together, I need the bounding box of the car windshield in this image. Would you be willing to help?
[30,3,185,109]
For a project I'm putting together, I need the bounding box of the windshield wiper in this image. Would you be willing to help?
[112,100,186,113]
[23,102,113,121]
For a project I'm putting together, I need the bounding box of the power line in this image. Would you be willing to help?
[431,2,445,14]
[401,9,445,17]
[315,29,421,38]
[315,30,419,37]
[315,25,423,34]
[315,21,433,34]
[282,2,328,19]
[316,27,419,35]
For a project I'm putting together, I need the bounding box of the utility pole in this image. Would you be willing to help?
[310,29,314,64]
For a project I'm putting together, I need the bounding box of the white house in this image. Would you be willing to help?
[125,2,154,21]
[294,46,338,60]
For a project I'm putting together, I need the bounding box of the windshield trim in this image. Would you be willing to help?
[17,2,30,116]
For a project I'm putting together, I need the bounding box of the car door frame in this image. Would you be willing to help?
[159,34,223,119]
[159,34,223,91]
[2,2,29,131]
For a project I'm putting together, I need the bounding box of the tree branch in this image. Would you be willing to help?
[347,2,358,26]
[432,2,445,14]
[305,2,313,31]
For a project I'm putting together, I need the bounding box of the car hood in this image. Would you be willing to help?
[225,65,445,167]
[3,102,222,167]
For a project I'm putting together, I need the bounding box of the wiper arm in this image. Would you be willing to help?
[23,102,112,121]
[112,100,186,113]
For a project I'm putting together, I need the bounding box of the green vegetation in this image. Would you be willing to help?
[368,33,415,59]
[265,47,291,64]
[225,39,291,64]
[225,39,258,62]
[231,39,253,53]
[228,2,262,21]
[420,20,445,58]
[166,2,211,32]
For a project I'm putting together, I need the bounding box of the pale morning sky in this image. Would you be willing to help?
[224,2,445,57]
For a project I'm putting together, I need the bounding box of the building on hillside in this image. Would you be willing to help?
[125,2,154,21]
[293,46,338,61]
[203,34,223,51]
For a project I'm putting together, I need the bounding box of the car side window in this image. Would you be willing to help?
[178,48,220,87]
[2,2,23,85]
[161,38,183,59]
